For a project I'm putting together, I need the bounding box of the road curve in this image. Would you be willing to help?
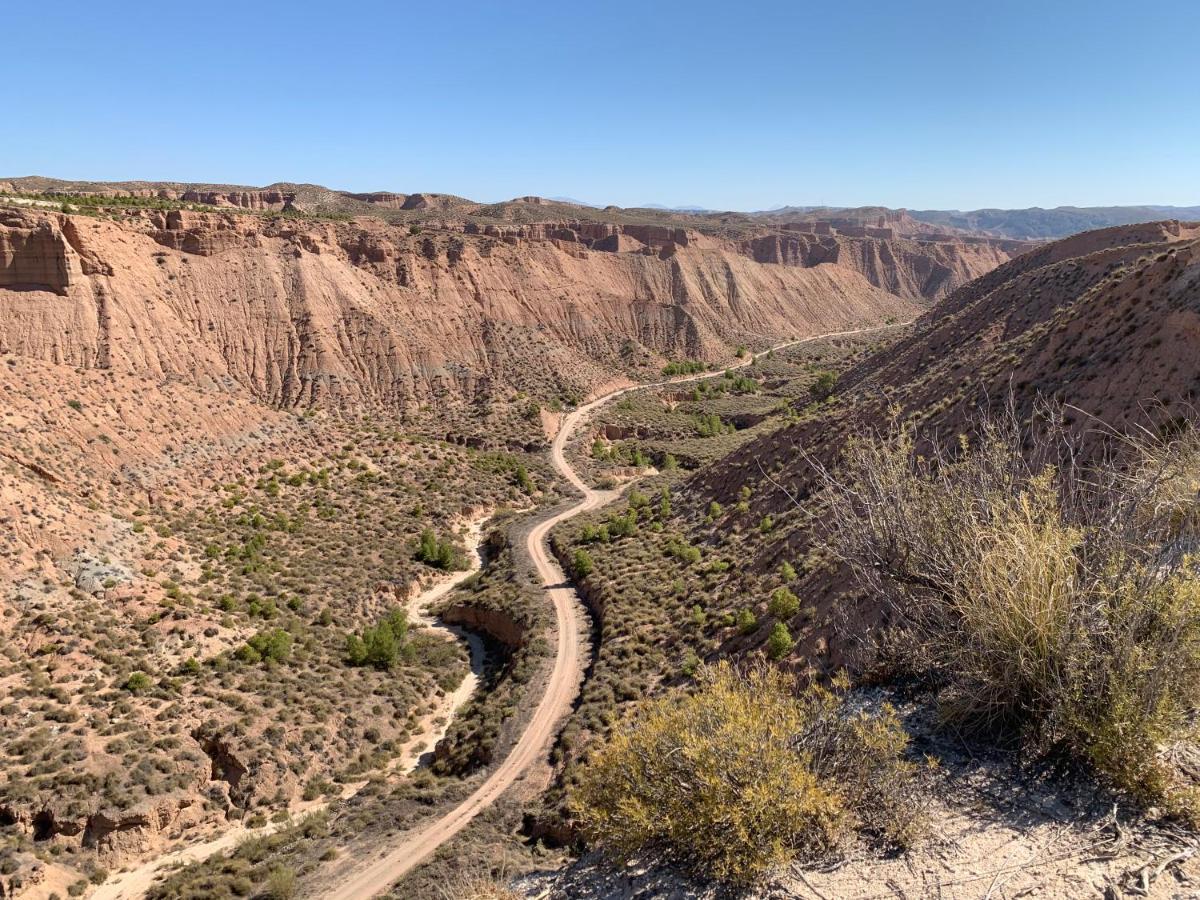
[321,322,905,899]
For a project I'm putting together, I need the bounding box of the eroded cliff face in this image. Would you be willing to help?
[737,229,1025,301]
[38,187,293,210]
[0,208,931,410]
[0,214,82,293]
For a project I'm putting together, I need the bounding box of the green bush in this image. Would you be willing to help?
[661,359,707,377]
[123,672,152,693]
[768,586,800,620]
[415,528,466,570]
[736,608,757,635]
[237,628,292,665]
[810,370,837,401]
[345,608,409,669]
[572,549,595,578]
[766,622,794,659]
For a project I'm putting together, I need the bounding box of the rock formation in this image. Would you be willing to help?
[0,207,937,411]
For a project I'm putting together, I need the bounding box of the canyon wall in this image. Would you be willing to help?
[0,208,936,410]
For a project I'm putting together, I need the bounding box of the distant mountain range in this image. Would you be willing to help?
[908,206,1200,240]
[638,203,714,213]
[5,176,1196,242]
[751,204,1200,240]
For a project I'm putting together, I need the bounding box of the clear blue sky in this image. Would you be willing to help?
[5,0,1197,210]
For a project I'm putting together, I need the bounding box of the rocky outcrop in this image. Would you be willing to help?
[0,212,80,293]
[180,189,290,210]
[401,192,460,211]
[738,228,1025,301]
[0,208,924,410]
[43,186,293,210]
[149,208,250,256]
[192,727,251,807]
[6,796,209,870]
[462,220,693,250]
[459,217,1023,302]
[81,797,205,861]
[440,602,526,649]
[343,191,409,209]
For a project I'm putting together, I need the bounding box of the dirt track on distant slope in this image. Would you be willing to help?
[322,323,906,899]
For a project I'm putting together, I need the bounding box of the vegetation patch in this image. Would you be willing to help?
[572,662,923,884]
[819,409,1200,820]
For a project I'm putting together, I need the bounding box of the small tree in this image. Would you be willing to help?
[768,586,800,620]
[415,528,464,570]
[766,622,794,659]
[515,465,534,494]
[573,549,595,578]
[736,608,758,635]
[810,370,837,401]
[346,608,408,669]
[344,633,368,667]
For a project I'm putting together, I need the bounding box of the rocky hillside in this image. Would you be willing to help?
[532,220,1200,881]
[660,219,1200,663]
[0,201,1005,413]
[543,217,1200,748]
[703,218,1200,504]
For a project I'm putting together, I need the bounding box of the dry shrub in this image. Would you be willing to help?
[570,662,921,885]
[438,876,520,900]
[818,406,1200,818]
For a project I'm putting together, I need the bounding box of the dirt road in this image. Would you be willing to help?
[322,322,904,898]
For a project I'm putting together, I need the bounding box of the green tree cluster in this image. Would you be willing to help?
[345,608,410,669]
[415,528,465,570]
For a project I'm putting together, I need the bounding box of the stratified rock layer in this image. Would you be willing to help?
[0,208,937,409]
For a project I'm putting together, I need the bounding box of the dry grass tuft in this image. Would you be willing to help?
[817,405,1200,819]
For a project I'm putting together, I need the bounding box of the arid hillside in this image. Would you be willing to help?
[546,216,1200,758]
[0,202,1000,412]
[702,218,1200,506]
[654,220,1200,664]
[533,220,1200,897]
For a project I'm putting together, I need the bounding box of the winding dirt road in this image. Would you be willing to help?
[323,322,904,899]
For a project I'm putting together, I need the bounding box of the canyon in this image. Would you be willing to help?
[4,178,1198,900]
[0,190,1025,415]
